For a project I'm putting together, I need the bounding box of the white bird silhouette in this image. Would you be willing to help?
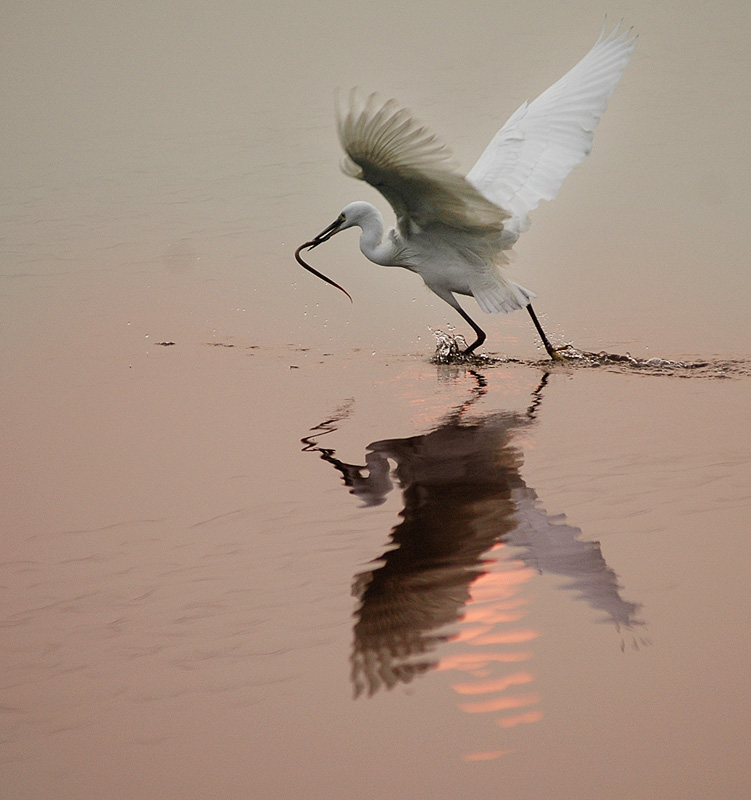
[297,23,636,358]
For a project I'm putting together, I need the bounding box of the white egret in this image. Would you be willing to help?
[296,23,636,359]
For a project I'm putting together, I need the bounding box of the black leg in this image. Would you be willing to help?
[526,304,565,361]
[454,305,486,354]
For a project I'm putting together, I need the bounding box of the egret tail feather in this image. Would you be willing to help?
[471,280,535,314]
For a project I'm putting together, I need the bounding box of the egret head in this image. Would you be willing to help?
[311,201,371,246]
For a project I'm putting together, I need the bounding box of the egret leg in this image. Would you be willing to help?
[453,305,486,355]
[432,290,487,355]
[526,304,566,361]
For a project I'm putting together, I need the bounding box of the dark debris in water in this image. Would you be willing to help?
[431,331,749,378]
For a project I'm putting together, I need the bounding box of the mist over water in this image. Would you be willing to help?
[2,2,751,799]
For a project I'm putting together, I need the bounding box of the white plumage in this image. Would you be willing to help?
[300,23,636,357]
[467,23,637,237]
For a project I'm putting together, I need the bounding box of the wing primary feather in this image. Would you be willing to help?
[467,22,636,234]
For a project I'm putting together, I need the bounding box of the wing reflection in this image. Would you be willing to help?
[302,372,643,703]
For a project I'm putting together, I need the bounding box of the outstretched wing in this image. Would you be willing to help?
[337,90,508,236]
[467,23,636,236]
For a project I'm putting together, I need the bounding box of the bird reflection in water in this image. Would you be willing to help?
[302,371,644,731]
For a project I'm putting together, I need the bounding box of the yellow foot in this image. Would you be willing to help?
[548,344,577,362]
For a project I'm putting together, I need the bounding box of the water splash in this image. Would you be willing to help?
[431,329,504,366]
[431,332,749,378]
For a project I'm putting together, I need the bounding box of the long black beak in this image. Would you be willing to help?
[310,216,344,248]
[295,216,352,303]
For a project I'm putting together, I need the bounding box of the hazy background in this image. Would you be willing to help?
[3,0,750,360]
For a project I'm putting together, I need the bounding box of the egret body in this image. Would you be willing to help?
[298,24,636,358]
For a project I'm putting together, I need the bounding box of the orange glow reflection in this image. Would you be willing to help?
[439,545,543,755]
[452,672,534,695]
[437,652,532,671]
[469,630,539,645]
[462,749,516,762]
[496,710,544,728]
[459,692,541,714]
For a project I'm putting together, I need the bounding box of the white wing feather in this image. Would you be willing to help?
[467,23,636,236]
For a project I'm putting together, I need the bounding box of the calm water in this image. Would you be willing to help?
[3,2,751,798]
